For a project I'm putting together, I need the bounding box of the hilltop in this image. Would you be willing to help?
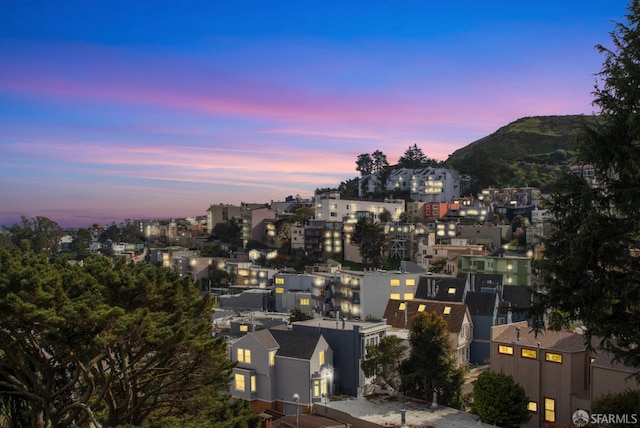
[443,114,596,192]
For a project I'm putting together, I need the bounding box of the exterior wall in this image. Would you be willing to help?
[457,224,505,249]
[458,255,531,286]
[292,320,389,397]
[207,204,242,234]
[231,334,277,404]
[424,202,460,219]
[291,225,305,250]
[469,315,494,365]
[314,193,405,224]
[591,366,640,400]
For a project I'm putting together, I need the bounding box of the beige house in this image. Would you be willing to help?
[383,299,473,367]
[490,322,640,428]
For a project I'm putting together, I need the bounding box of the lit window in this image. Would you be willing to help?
[448,287,456,294]
[275,287,284,294]
[275,277,284,284]
[300,298,310,305]
[235,374,245,391]
[546,352,563,363]
[418,304,426,312]
[521,348,537,359]
[498,345,514,355]
[240,325,248,332]
[404,293,414,300]
[269,351,276,366]
[527,401,537,412]
[406,279,416,286]
[443,306,452,315]
[390,279,400,286]
[319,351,325,365]
[399,303,406,310]
[237,348,251,363]
[251,375,256,391]
[544,398,555,422]
[390,293,400,300]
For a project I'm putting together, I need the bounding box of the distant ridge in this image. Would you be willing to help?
[444,115,596,192]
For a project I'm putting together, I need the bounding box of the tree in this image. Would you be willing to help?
[0,249,254,427]
[398,212,414,224]
[401,312,464,409]
[471,371,531,428]
[9,215,63,257]
[212,219,241,244]
[351,218,388,269]
[397,144,437,169]
[532,1,640,376]
[361,335,407,389]
[591,389,640,428]
[356,153,373,176]
[378,208,392,223]
[338,177,360,199]
[290,307,312,322]
[372,150,389,173]
[70,227,93,260]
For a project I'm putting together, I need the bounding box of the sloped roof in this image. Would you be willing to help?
[269,328,322,360]
[251,328,280,349]
[502,285,532,310]
[493,324,588,353]
[465,291,498,316]
[383,299,468,333]
[415,276,466,302]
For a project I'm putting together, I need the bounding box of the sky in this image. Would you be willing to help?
[0,1,630,228]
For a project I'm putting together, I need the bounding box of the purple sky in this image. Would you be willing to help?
[0,1,629,228]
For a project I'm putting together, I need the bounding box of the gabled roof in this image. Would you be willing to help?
[269,328,322,360]
[251,328,280,349]
[465,291,498,316]
[471,273,503,291]
[383,299,469,333]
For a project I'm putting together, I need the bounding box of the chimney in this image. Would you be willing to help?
[399,409,407,428]
[515,326,521,343]
[342,318,346,329]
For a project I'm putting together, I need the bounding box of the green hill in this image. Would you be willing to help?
[443,115,595,193]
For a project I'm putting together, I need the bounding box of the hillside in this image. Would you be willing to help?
[444,115,596,192]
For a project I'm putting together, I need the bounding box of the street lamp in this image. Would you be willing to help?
[292,393,300,428]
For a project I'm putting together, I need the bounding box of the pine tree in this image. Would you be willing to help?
[533,0,640,376]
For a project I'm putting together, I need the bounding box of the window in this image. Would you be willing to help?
[498,345,514,355]
[235,373,245,391]
[390,279,400,286]
[447,287,456,294]
[404,293,414,300]
[239,325,248,332]
[237,348,251,363]
[544,398,555,422]
[399,302,406,311]
[418,304,426,312]
[300,298,310,306]
[313,379,327,397]
[275,277,284,284]
[521,348,537,359]
[251,375,256,392]
[527,401,537,412]
[269,350,276,366]
[390,293,400,300]
[443,306,452,315]
[319,351,325,365]
[546,352,563,363]
[406,279,416,286]
[275,287,284,294]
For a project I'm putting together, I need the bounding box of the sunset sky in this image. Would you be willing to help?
[0,1,629,227]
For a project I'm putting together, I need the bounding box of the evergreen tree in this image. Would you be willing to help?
[400,312,464,409]
[361,335,407,389]
[372,150,389,173]
[356,153,374,176]
[397,144,437,169]
[351,218,388,268]
[471,371,531,428]
[532,0,640,376]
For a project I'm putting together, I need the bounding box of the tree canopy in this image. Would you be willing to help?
[400,312,464,409]
[361,335,407,390]
[0,249,257,428]
[397,144,438,169]
[532,0,640,377]
[471,371,530,428]
[351,218,388,268]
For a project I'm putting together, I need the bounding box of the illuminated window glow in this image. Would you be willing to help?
[235,374,245,391]
[521,348,537,359]
[498,345,514,355]
[237,348,251,363]
[406,279,416,286]
[527,401,537,412]
[545,352,563,363]
[390,293,400,300]
[448,287,456,294]
[399,303,406,310]
[418,304,426,312]
[390,279,400,286]
[300,298,310,305]
[443,306,452,315]
[251,375,256,391]
[275,287,284,294]
[275,277,284,284]
[240,325,248,332]
[404,293,414,300]
[544,398,555,422]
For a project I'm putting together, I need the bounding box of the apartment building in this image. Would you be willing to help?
[314,192,405,224]
[206,203,242,234]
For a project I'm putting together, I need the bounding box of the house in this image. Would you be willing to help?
[489,322,640,428]
[230,327,334,414]
[291,318,390,397]
[383,299,473,367]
